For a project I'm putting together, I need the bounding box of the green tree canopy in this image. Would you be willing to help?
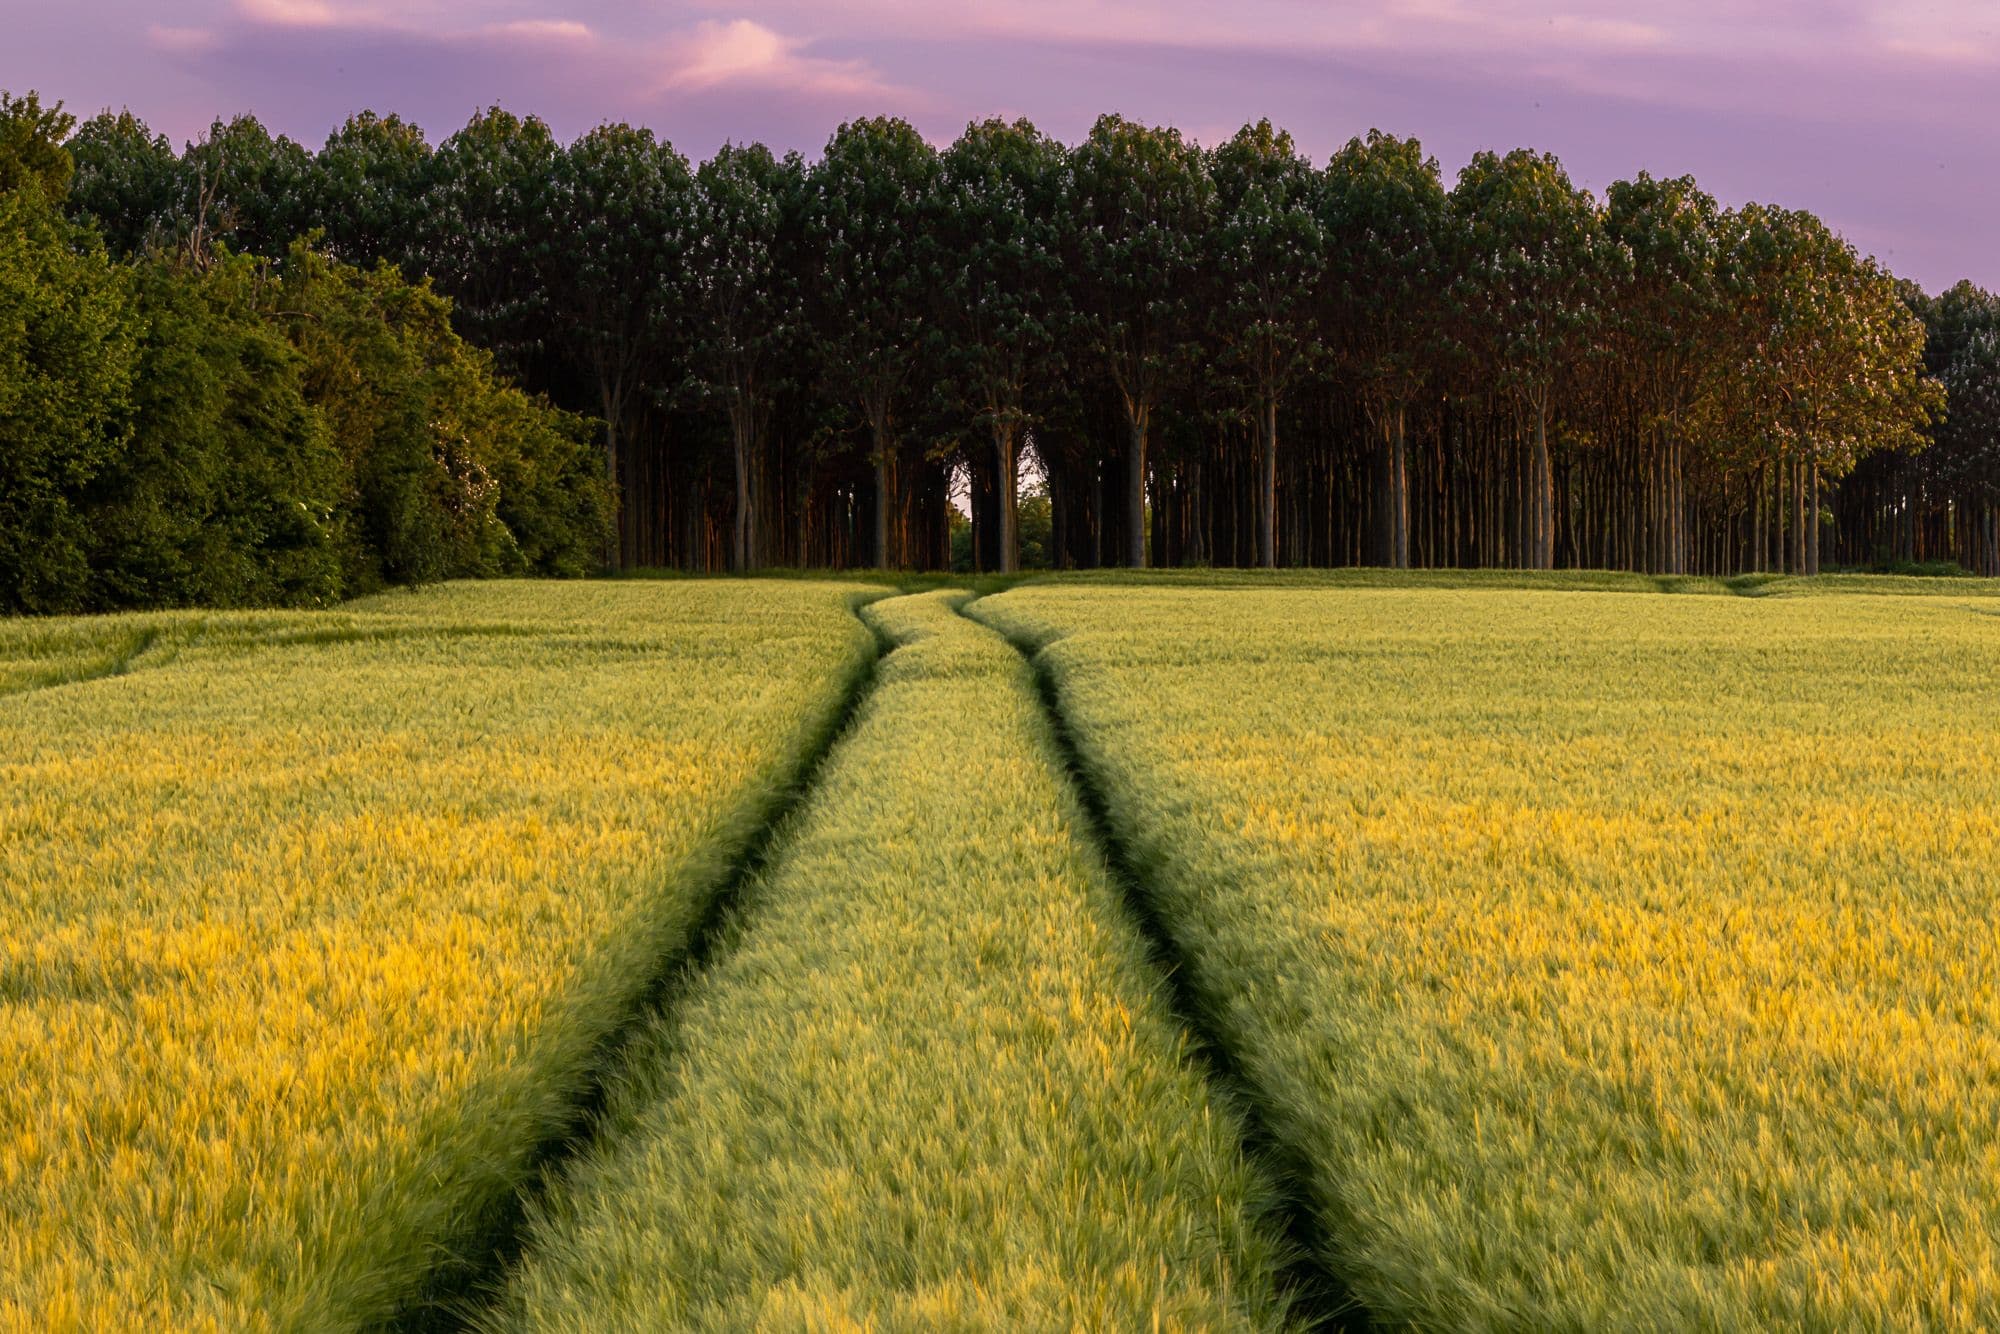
[1063,113,1213,567]
[689,141,806,570]
[1209,119,1323,567]
[67,110,182,256]
[424,107,561,378]
[307,111,433,273]
[0,192,134,611]
[932,117,1067,573]
[0,90,75,203]
[1321,130,1449,567]
[803,116,939,568]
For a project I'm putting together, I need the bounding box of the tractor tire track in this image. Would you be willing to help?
[963,597,1375,1333]
[393,595,897,1332]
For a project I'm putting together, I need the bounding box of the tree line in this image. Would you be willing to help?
[0,92,611,614]
[13,88,2000,592]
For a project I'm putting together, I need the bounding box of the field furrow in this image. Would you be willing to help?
[0,579,878,1331]
[489,590,1292,1332]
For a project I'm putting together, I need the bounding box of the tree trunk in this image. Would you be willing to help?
[1753,464,1766,572]
[730,413,757,572]
[1670,433,1687,576]
[994,422,1019,575]
[1379,401,1410,568]
[600,381,625,571]
[1187,461,1207,566]
[1126,408,1149,568]
[1529,403,1554,570]
[1806,461,1821,576]
[1397,406,1412,568]
[871,416,896,570]
[1256,394,1278,569]
[1800,456,1816,576]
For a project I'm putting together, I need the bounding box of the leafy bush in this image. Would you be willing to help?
[0,191,135,612]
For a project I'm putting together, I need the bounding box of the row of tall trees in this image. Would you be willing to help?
[35,94,2000,577]
[0,92,612,614]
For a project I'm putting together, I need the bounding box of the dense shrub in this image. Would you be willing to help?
[0,191,135,612]
[0,95,612,613]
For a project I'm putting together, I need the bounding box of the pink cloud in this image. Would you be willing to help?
[484,19,594,43]
[235,0,343,28]
[680,0,1995,70]
[659,18,901,99]
[147,25,222,56]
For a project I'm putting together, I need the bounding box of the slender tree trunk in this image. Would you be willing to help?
[1800,456,1816,576]
[994,421,1019,575]
[1674,435,1689,575]
[1187,462,1207,566]
[1805,460,1820,576]
[871,416,896,570]
[600,379,625,571]
[1257,394,1278,569]
[1754,465,1767,572]
[1400,408,1416,576]
[1126,406,1149,568]
[1056,462,1072,572]
[1391,402,1410,568]
[730,411,757,572]
[1368,401,1410,568]
[1529,403,1554,570]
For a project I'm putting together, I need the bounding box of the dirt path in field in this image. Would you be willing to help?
[962,596,1376,1334]
[395,595,897,1332]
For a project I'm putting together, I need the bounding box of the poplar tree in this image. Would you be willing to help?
[932,118,1066,573]
[307,111,432,273]
[179,114,312,261]
[1210,120,1322,568]
[66,110,182,256]
[803,117,937,569]
[1451,149,1603,569]
[425,108,561,379]
[1321,131,1447,568]
[1600,173,1724,573]
[689,142,803,570]
[1064,114,1212,567]
[552,122,691,565]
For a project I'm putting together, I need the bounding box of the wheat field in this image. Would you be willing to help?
[973,582,2000,1330]
[491,590,1291,1331]
[0,579,874,1331]
[13,573,2000,1331]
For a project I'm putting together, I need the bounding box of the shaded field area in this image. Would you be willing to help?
[0,580,877,1329]
[973,582,2000,1329]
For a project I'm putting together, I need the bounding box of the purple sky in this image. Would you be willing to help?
[9,1,1996,291]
